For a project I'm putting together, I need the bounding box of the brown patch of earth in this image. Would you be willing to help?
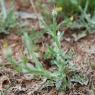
[0,33,95,95]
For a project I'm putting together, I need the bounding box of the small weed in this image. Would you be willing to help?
[5,11,75,91]
[5,7,87,91]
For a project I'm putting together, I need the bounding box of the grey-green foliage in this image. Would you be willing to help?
[5,14,72,91]
[6,13,82,91]
[73,0,95,33]
[0,0,17,34]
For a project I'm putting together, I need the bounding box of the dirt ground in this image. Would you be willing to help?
[0,33,95,95]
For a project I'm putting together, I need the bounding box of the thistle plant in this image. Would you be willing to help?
[5,10,75,91]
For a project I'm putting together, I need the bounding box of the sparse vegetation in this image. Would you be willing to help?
[5,14,74,91]
[0,0,95,94]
